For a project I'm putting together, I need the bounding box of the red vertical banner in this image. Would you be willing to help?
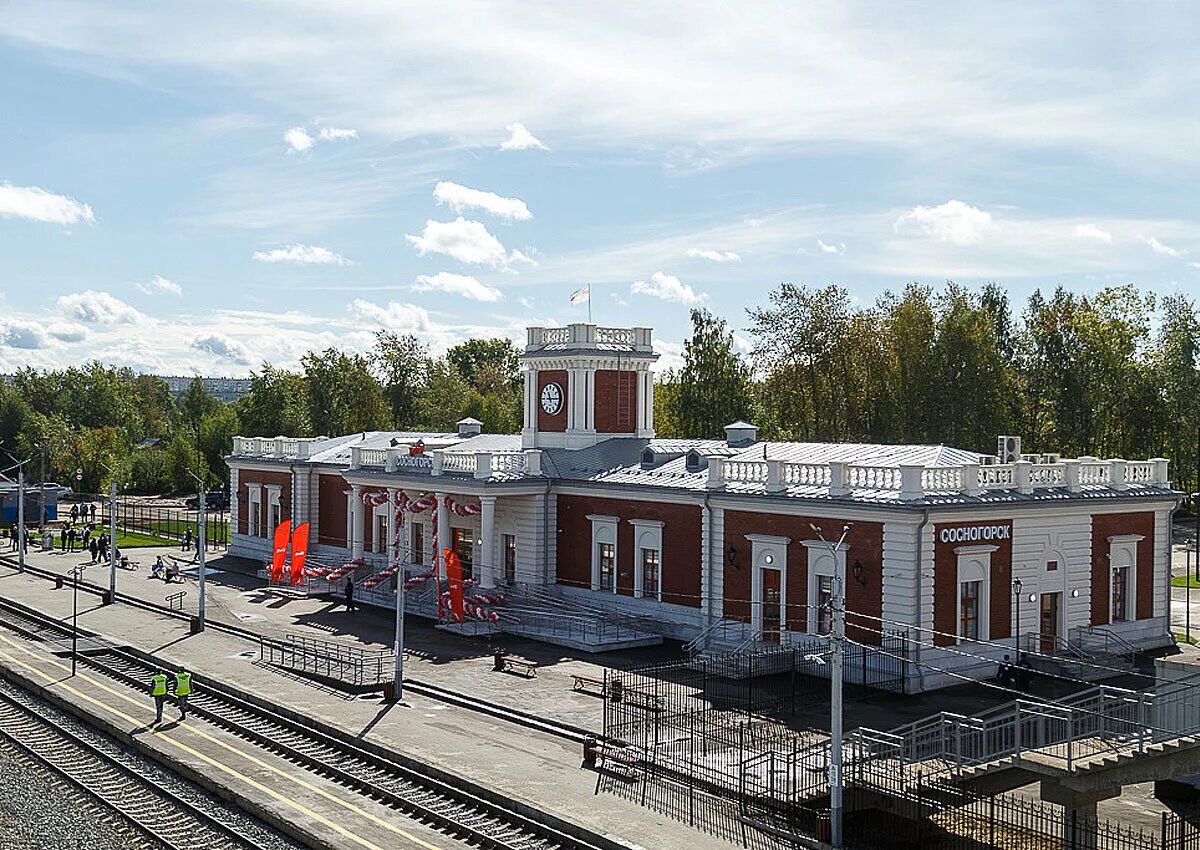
[289,522,310,586]
[270,520,292,583]
[444,547,465,623]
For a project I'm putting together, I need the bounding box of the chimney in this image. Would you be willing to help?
[724,420,759,448]
[457,417,483,438]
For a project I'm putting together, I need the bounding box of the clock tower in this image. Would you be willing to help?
[520,323,657,449]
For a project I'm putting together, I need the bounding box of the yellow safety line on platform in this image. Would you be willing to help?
[0,632,445,850]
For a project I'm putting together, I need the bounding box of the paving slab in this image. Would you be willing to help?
[0,562,734,850]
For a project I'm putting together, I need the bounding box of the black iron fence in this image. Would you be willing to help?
[97,501,229,548]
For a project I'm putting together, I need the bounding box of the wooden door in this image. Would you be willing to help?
[1040,592,1060,652]
[761,569,782,644]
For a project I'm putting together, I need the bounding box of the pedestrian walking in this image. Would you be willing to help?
[59,526,67,551]
[150,670,168,723]
[69,504,78,522]
[67,527,77,552]
[344,577,356,612]
[89,503,97,522]
[182,528,193,552]
[174,669,191,720]
[89,537,98,563]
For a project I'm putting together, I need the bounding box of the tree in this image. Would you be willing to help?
[199,405,241,488]
[371,331,428,429]
[673,309,752,439]
[447,338,520,390]
[302,349,389,435]
[178,376,220,425]
[236,364,310,437]
[418,358,473,431]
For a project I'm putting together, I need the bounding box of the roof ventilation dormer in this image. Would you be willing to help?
[725,420,759,448]
[457,417,483,438]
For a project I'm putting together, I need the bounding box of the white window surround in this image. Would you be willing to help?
[373,503,389,554]
[629,518,664,600]
[800,539,847,635]
[588,514,619,593]
[1108,534,1143,623]
[748,534,791,637]
[246,486,263,537]
[263,484,282,537]
[954,544,996,643]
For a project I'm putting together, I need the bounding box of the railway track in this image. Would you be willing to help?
[0,555,591,743]
[0,682,262,850]
[0,595,618,850]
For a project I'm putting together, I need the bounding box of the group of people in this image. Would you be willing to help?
[149,668,192,723]
[68,503,99,524]
[149,554,182,582]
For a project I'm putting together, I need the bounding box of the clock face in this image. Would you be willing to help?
[540,382,564,415]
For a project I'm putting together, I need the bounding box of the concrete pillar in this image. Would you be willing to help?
[350,484,365,560]
[828,461,849,497]
[435,492,449,579]
[899,465,925,501]
[1039,781,1120,850]
[480,495,497,589]
[1064,459,1081,493]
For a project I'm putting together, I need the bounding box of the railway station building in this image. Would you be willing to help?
[228,322,1180,691]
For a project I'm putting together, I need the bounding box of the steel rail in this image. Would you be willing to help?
[0,683,258,850]
[0,596,619,850]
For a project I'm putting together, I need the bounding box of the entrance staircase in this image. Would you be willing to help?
[1019,626,1138,681]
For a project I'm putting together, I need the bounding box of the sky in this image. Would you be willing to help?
[1,2,1198,377]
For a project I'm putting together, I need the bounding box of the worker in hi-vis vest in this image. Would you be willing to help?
[174,669,192,721]
[150,671,168,723]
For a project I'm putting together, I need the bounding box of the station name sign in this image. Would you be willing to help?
[939,525,1011,544]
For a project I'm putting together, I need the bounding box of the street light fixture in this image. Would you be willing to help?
[1013,577,1023,663]
[810,521,854,849]
[186,467,207,632]
[96,461,121,604]
[70,564,86,676]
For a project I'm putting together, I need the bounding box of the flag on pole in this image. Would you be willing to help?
[569,284,590,304]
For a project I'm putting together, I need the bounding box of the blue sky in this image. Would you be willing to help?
[1,2,1197,376]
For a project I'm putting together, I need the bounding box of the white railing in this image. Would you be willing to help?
[490,452,527,474]
[440,453,476,473]
[541,327,570,344]
[596,326,635,345]
[706,455,1171,501]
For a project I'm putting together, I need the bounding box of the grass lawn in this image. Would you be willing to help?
[1171,575,1200,588]
[120,519,229,543]
[1176,632,1199,645]
[116,529,176,548]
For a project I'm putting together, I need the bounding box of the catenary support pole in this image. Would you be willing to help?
[198,488,207,631]
[17,464,25,572]
[109,476,117,600]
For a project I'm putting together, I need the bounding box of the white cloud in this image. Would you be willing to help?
[1191,262,1200,271]
[653,339,685,373]
[817,239,846,254]
[0,319,51,349]
[318,127,358,141]
[1144,235,1183,257]
[56,290,145,325]
[0,183,95,225]
[136,275,183,296]
[894,200,992,245]
[1072,223,1112,243]
[433,181,531,221]
[191,332,251,364]
[252,243,349,265]
[686,248,741,262]
[499,122,548,151]
[348,299,435,333]
[283,126,314,152]
[406,217,531,267]
[47,322,89,342]
[413,272,502,302]
[630,271,707,306]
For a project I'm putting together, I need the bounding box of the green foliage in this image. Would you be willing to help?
[672,309,752,439]
[235,364,310,437]
[178,376,220,425]
[302,348,390,435]
[447,338,520,389]
[417,358,474,431]
[371,331,428,429]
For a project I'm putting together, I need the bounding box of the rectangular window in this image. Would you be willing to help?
[503,534,516,585]
[960,580,981,641]
[250,501,262,538]
[817,575,833,635]
[1112,566,1129,622]
[374,514,388,554]
[641,548,660,599]
[410,523,424,564]
[268,503,280,536]
[598,542,615,592]
[1046,560,1058,572]
[452,527,474,581]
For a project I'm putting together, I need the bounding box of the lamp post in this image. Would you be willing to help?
[70,564,85,676]
[95,461,122,604]
[811,521,854,849]
[1013,577,1023,663]
[186,468,207,632]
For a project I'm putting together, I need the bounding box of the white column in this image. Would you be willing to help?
[350,484,365,560]
[636,369,647,434]
[435,492,449,579]
[566,370,577,430]
[480,496,497,589]
[585,369,595,431]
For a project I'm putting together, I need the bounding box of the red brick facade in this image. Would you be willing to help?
[236,469,291,536]
[1090,511,1155,625]
[722,512,884,644]
[555,494,702,608]
[317,474,349,548]
[932,521,1013,647]
[594,370,638,433]
[537,370,568,432]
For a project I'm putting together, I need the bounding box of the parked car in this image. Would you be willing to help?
[186,490,229,510]
[39,482,72,500]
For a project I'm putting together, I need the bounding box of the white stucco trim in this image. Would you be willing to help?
[629,518,664,600]
[1108,534,1143,622]
[749,534,790,638]
[588,514,619,593]
[954,544,996,643]
[801,539,846,634]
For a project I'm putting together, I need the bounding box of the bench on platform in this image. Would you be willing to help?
[571,674,607,696]
[494,653,538,678]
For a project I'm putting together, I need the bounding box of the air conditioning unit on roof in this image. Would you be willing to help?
[997,435,1021,464]
[979,455,998,466]
[1040,453,1061,464]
